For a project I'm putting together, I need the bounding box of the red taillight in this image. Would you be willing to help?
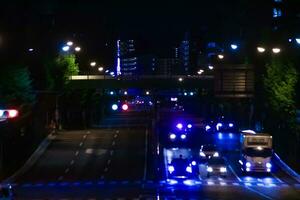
[8,109,19,118]
[122,104,128,111]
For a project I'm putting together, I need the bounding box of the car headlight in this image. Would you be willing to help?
[246,162,251,168]
[266,162,272,169]
[229,123,234,128]
[213,152,219,157]
[220,167,227,173]
[186,166,192,173]
[205,125,211,131]
[180,134,187,140]
[200,152,206,157]
[168,165,175,173]
[207,167,213,172]
[169,134,176,140]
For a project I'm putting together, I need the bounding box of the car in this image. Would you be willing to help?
[0,184,13,199]
[206,157,228,178]
[199,144,220,160]
[167,155,195,179]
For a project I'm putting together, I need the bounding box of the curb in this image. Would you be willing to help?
[3,132,57,183]
[273,153,300,183]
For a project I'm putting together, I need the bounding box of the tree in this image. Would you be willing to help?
[264,57,298,129]
[0,66,35,106]
[46,54,79,90]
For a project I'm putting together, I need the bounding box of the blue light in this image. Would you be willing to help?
[246,162,251,168]
[110,91,114,95]
[229,123,234,128]
[296,38,300,45]
[205,125,211,131]
[180,134,187,140]
[167,179,178,185]
[168,165,175,173]
[183,180,195,186]
[112,104,118,111]
[116,40,121,75]
[231,44,238,50]
[266,162,272,168]
[229,133,233,138]
[170,134,176,140]
[191,161,197,166]
[176,123,183,130]
[184,92,188,96]
[187,124,192,129]
[218,133,223,140]
[62,46,70,52]
[186,166,192,173]
[190,92,194,96]
[216,123,223,131]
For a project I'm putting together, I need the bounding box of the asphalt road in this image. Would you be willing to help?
[5,111,300,199]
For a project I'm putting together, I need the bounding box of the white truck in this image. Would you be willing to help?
[239,132,273,173]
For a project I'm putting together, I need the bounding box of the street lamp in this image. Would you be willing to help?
[178,77,183,82]
[98,67,104,72]
[208,65,214,70]
[62,46,70,52]
[146,91,150,95]
[90,61,96,67]
[67,41,73,46]
[231,44,238,50]
[74,46,81,52]
[272,48,281,54]
[218,54,224,59]
[257,47,266,53]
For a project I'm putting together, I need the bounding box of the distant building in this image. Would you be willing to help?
[179,36,190,73]
[138,55,157,75]
[156,58,180,75]
[116,39,138,76]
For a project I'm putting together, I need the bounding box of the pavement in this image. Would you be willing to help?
[4,111,300,199]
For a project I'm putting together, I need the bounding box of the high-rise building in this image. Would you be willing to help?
[116,39,138,76]
[179,38,190,73]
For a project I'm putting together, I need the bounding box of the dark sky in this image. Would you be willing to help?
[1,0,299,65]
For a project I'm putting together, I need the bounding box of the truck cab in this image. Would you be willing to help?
[239,132,273,173]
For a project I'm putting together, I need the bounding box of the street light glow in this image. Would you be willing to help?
[208,65,214,70]
[90,62,96,67]
[257,47,266,53]
[98,67,104,72]
[146,91,150,95]
[231,44,238,50]
[296,39,300,44]
[178,77,183,82]
[62,46,70,52]
[272,48,281,54]
[74,46,81,52]
[67,41,73,46]
[218,54,224,59]
[198,69,204,75]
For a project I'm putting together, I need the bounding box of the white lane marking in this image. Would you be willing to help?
[244,185,274,200]
[107,159,111,165]
[112,141,116,146]
[143,129,149,181]
[70,160,75,165]
[75,151,79,156]
[228,164,242,182]
[65,168,70,173]
[110,150,114,156]
[271,173,284,184]
[57,176,63,181]
[79,142,83,147]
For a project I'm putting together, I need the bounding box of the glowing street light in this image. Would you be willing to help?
[231,44,238,50]
[146,91,150,95]
[178,77,183,82]
[296,38,300,45]
[218,54,224,59]
[208,65,214,70]
[74,46,81,52]
[257,47,266,53]
[197,69,204,75]
[90,62,96,67]
[67,41,73,46]
[98,67,104,72]
[62,46,70,52]
[272,48,281,54]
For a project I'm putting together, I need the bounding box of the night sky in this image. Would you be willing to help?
[0,0,299,65]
